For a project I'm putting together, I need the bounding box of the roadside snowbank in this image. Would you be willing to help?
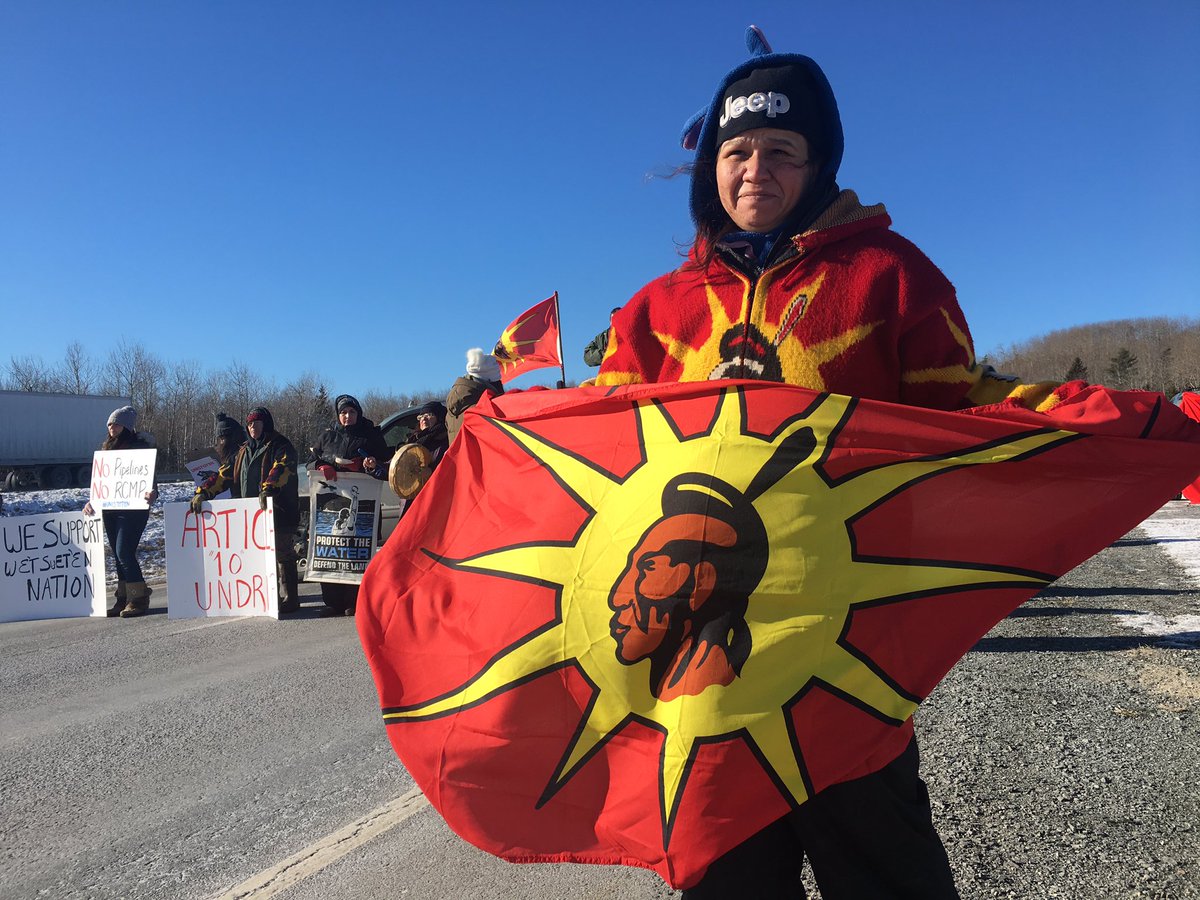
[1,482,195,584]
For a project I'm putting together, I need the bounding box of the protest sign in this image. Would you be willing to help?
[305,472,382,584]
[185,455,231,500]
[165,498,278,618]
[90,448,157,510]
[1,512,106,622]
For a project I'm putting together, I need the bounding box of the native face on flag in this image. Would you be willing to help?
[609,474,766,700]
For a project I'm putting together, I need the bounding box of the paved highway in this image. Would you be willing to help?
[2,504,1197,899]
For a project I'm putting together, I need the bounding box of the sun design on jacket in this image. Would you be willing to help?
[381,388,1066,844]
[646,272,881,386]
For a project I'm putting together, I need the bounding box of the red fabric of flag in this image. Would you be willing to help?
[492,294,561,383]
[1177,391,1200,503]
[357,381,1200,889]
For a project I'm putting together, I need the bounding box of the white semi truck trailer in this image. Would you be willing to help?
[0,391,131,490]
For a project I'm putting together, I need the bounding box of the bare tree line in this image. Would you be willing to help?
[3,341,444,473]
[983,316,1200,396]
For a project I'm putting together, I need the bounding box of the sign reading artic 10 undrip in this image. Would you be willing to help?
[165,498,279,619]
[90,448,157,510]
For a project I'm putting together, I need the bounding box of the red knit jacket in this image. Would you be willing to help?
[597,191,1051,412]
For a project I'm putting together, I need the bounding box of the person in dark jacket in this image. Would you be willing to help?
[191,407,302,615]
[412,401,450,469]
[310,394,390,481]
[307,394,391,617]
[446,349,504,444]
[583,308,621,367]
[213,411,246,467]
[83,405,160,618]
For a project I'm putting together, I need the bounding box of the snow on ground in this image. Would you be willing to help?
[1134,503,1200,582]
[1115,499,1200,644]
[1,482,195,585]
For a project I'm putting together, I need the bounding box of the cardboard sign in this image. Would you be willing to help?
[185,455,231,500]
[165,498,278,618]
[305,472,382,584]
[0,512,106,622]
[90,448,157,510]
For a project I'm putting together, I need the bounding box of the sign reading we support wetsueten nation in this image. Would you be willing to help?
[0,512,106,622]
[305,472,382,584]
[90,448,157,510]
[165,498,278,618]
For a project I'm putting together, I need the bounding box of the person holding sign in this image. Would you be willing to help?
[308,394,390,616]
[309,394,390,481]
[190,407,302,615]
[82,405,159,618]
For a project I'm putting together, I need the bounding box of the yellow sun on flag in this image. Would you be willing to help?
[382,387,1073,843]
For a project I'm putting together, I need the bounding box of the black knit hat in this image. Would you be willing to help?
[418,400,446,422]
[335,394,363,416]
[214,411,245,443]
[713,64,828,156]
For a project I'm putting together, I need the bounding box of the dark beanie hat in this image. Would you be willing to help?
[679,26,844,231]
[418,400,446,421]
[214,411,245,443]
[246,406,275,433]
[335,394,363,416]
[713,64,827,155]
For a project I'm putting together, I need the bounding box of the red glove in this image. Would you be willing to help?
[318,464,337,481]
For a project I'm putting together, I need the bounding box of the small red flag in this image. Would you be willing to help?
[492,293,562,383]
[357,381,1200,889]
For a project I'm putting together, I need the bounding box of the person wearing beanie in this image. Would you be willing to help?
[596,25,1061,412]
[310,394,389,483]
[591,24,1054,900]
[412,400,450,469]
[446,348,506,444]
[83,406,160,618]
[191,407,302,616]
[213,411,246,464]
[308,394,391,616]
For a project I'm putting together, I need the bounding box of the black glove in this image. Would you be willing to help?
[190,493,206,515]
[259,487,274,511]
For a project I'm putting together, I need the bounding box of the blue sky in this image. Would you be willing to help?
[2,1,1197,399]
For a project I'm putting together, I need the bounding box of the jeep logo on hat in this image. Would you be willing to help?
[719,91,791,127]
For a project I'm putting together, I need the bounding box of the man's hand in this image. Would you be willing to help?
[259,487,274,511]
[190,494,205,515]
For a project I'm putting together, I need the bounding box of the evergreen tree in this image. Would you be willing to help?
[1065,357,1088,381]
[1105,348,1138,388]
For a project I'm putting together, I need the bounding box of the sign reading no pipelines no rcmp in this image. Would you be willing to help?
[90,448,157,510]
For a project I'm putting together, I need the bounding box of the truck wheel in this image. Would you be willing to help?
[3,471,17,492]
[40,466,72,490]
[76,466,92,488]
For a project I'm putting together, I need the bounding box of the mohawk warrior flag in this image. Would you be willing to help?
[357,381,1200,889]
[492,293,562,383]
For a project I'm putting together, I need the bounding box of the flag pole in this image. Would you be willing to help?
[554,291,566,388]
